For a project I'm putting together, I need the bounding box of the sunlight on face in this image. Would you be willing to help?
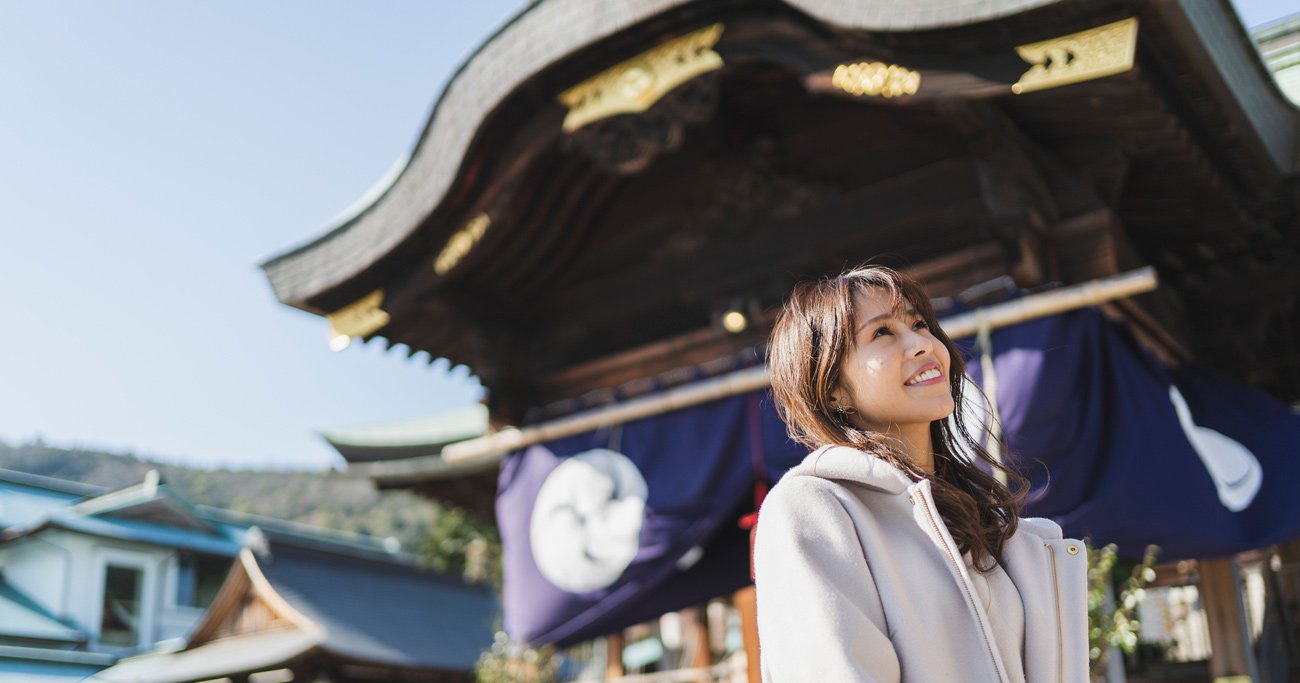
[837,287,955,435]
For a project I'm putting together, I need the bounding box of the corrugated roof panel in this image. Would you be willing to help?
[46,516,243,557]
[0,579,84,644]
[0,482,82,529]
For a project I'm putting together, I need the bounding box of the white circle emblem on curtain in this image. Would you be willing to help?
[530,448,649,593]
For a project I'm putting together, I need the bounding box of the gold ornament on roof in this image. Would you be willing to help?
[1012,17,1138,95]
[327,289,389,344]
[558,23,725,133]
[434,212,491,276]
[831,62,921,98]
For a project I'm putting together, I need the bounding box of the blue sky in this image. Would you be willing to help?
[0,1,1294,471]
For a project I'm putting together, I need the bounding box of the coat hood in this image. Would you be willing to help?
[780,445,1064,541]
[780,445,918,495]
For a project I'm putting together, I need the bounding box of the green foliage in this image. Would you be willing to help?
[475,631,558,683]
[1087,540,1160,670]
[420,503,502,588]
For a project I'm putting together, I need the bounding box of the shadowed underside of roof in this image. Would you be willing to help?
[260,0,1299,309]
[257,0,1300,459]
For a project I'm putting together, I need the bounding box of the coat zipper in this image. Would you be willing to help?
[1045,543,1064,683]
[913,490,1006,682]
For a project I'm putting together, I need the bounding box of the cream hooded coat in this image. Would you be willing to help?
[754,446,1089,683]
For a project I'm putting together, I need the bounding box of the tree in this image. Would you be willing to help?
[419,504,502,588]
[475,632,558,683]
[1087,540,1161,675]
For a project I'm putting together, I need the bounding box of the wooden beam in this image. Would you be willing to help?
[1199,556,1258,681]
[542,242,1012,402]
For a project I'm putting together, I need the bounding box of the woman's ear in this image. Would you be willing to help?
[828,382,850,409]
[828,386,856,415]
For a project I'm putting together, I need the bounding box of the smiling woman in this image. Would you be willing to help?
[755,265,1091,682]
[836,286,955,468]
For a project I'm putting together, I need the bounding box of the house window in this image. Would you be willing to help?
[178,554,230,608]
[100,564,144,647]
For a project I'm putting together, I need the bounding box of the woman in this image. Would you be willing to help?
[754,266,1089,683]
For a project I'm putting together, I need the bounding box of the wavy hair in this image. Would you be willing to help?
[767,265,1028,572]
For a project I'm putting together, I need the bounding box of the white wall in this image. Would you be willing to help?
[0,530,192,652]
[0,535,72,619]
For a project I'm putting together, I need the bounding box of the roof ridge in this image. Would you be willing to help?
[0,468,105,497]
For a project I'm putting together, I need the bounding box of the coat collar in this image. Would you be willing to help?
[782,445,913,495]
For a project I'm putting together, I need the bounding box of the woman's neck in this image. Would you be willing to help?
[890,423,935,475]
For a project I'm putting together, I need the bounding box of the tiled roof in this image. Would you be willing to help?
[322,404,489,463]
[259,540,497,670]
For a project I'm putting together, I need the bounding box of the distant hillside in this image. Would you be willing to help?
[0,440,444,552]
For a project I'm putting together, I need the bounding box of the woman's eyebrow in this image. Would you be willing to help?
[856,308,917,333]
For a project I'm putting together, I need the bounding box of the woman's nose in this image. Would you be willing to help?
[907,330,934,357]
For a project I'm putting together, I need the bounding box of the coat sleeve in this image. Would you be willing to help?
[753,478,900,683]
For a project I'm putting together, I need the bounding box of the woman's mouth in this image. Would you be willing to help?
[905,366,944,386]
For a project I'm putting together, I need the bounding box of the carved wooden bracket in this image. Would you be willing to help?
[326,289,389,341]
[434,213,491,276]
[1012,18,1138,94]
[558,24,724,133]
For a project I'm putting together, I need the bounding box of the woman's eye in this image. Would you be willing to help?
[913,319,929,331]
[872,326,892,339]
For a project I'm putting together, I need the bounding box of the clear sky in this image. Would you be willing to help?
[0,1,1294,472]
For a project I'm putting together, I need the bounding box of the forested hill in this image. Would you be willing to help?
[0,440,443,551]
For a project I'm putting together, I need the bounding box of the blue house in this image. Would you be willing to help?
[0,468,497,682]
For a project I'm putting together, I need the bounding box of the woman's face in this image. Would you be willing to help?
[835,286,955,434]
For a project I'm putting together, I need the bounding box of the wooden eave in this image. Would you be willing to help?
[260,0,1297,309]
[260,0,1077,309]
[188,548,321,648]
[261,0,1300,416]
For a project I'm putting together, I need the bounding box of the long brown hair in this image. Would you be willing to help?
[768,265,1028,572]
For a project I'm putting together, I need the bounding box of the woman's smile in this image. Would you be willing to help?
[905,362,945,386]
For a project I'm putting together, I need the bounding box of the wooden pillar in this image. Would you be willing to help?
[734,586,761,683]
[1199,556,1257,681]
[1274,538,1300,661]
[606,631,625,679]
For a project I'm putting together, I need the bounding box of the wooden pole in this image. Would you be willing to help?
[733,586,761,683]
[1273,539,1300,668]
[607,630,626,679]
[433,267,1158,466]
[1199,556,1258,681]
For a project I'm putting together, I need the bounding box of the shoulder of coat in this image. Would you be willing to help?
[1015,516,1064,540]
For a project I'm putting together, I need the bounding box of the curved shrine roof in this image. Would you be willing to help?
[261,0,1299,309]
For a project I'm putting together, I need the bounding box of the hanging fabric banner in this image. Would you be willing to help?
[965,307,1300,561]
[497,391,803,647]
